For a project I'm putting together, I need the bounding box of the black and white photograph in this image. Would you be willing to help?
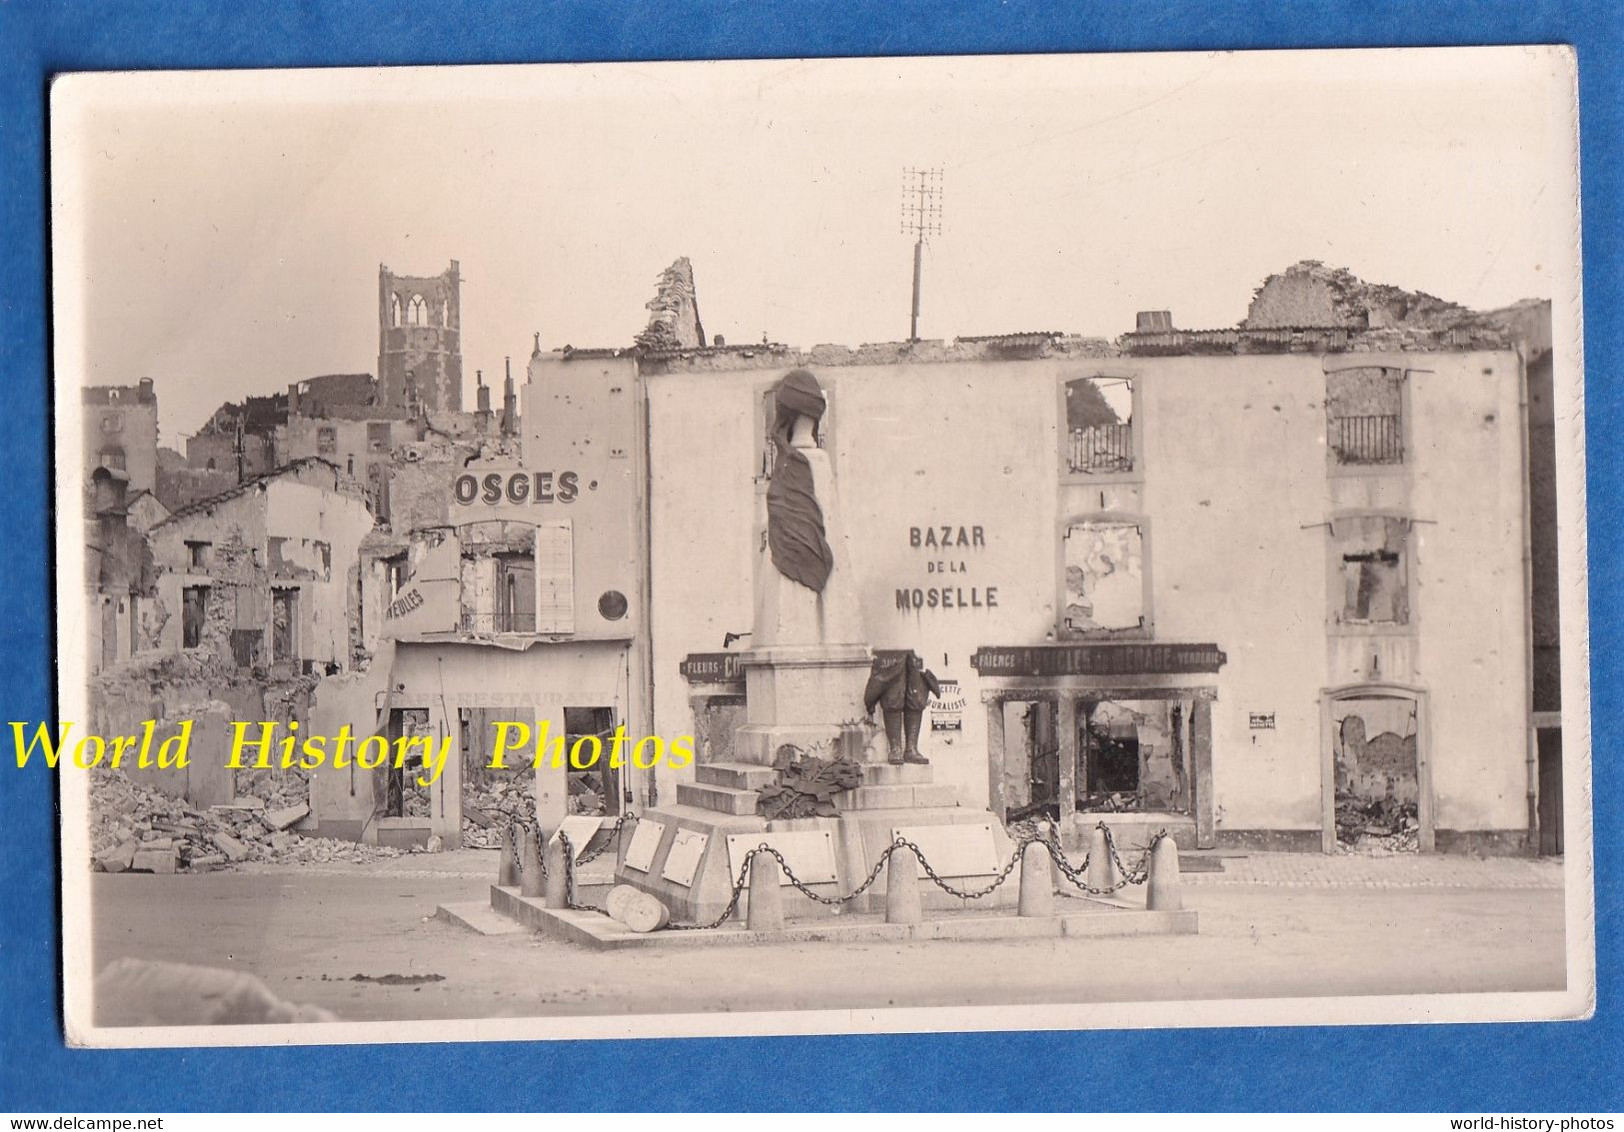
[48,46,1591,1046]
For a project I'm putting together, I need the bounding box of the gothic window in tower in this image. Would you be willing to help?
[389,293,401,327]
[407,294,427,326]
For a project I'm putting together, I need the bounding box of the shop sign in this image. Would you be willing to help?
[679,652,746,684]
[452,468,581,507]
[1249,712,1276,730]
[931,679,965,732]
[971,642,1227,677]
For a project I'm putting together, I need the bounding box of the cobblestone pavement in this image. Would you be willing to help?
[236,844,1565,890]
[1182,852,1565,889]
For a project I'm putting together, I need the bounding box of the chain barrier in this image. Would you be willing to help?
[527,812,1166,931]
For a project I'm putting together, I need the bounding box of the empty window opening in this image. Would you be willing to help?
[1065,376,1134,474]
[389,294,401,327]
[181,585,208,649]
[270,588,298,662]
[1332,516,1410,626]
[1062,519,1145,634]
[457,521,567,635]
[406,294,428,327]
[1328,367,1404,465]
[1331,695,1419,852]
[495,553,535,633]
[184,540,211,571]
[384,553,410,596]
[316,426,337,457]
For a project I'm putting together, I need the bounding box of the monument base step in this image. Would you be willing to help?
[695,761,780,791]
[487,886,1197,950]
[614,799,1020,924]
[675,781,760,815]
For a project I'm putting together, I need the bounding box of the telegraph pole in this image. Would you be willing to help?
[900,167,943,341]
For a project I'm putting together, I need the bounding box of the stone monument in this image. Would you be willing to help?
[617,369,1017,922]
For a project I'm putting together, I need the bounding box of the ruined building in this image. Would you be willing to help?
[634,256,706,351]
[379,260,463,413]
[83,379,159,497]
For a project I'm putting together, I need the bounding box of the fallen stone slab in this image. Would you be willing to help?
[264,804,310,831]
[211,832,249,862]
[97,839,138,874]
[131,845,177,874]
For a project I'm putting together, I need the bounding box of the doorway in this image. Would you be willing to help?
[1323,686,1430,853]
[384,707,433,819]
[1537,727,1564,856]
[1000,700,1059,823]
[1076,698,1192,815]
[564,706,620,816]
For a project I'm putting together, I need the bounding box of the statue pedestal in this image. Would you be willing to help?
[616,632,1019,923]
[732,643,873,765]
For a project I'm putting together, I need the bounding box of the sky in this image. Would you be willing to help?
[53,47,1578,443]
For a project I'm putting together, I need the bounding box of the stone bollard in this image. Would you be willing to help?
[746,851,785,932]
[519,827,544,898]
[1018,840,1055,918]
[884,845,923,925]
[1038,821,1063,894]
[541,834,569,909]
[1086,824,1120,893]
[1146,834,1183,911]
[497,823,519,887]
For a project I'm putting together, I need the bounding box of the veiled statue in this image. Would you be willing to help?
[755,368,865,649]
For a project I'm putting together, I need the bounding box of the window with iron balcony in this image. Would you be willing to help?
[1327,367,1405,467]
[1063,376,1136,476]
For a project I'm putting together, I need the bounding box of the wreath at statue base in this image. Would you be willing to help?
[755,744,864,820]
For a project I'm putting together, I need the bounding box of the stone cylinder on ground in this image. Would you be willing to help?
[884,844,923,925]
[519,828,544,898]
[1086,824,1120,893]
[1018,840,1055,918]
[1146,834,1183,911]
[542,835,569,909]
[497,823,519,887]
[746,851,785,932]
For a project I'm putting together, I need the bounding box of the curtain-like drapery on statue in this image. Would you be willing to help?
[766,369,835,593]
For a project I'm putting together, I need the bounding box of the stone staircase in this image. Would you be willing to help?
[675,759,961,816]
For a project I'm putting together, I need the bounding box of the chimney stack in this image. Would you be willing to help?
[501,357,517,436]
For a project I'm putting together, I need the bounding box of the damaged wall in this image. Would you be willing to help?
[148,466,373,673]
[635,257,706,351]
[646,346,1529,841]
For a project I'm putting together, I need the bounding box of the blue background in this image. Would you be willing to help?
[1,0,1617,1112]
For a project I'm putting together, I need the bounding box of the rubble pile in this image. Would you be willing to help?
[1335,796,1420,855]
[236,767,310,809]
[461,771,537,849]
[89,766,403,874]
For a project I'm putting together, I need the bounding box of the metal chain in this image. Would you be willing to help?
[1105,823,1159,886]
[545,819,1162,932]
[664,853,759,931]
[904,835,1029,901]
[576,811,639,865]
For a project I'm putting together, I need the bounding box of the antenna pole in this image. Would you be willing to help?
[900,167,943,342]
